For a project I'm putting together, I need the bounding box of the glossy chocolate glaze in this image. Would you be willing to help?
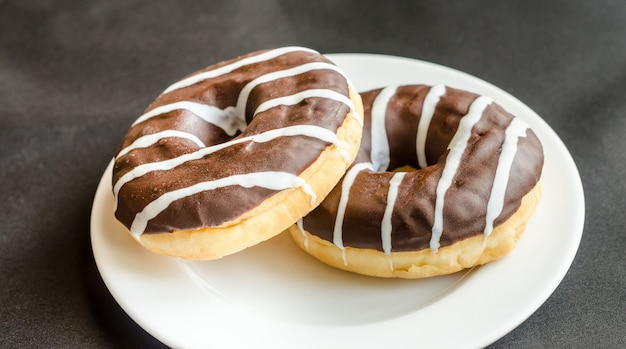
[302,85,544,252]
[112,47,354,236]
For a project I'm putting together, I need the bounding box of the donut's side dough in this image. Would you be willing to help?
[288,183,541,279]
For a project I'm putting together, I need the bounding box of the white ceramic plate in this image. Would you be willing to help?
[91,54,585,349]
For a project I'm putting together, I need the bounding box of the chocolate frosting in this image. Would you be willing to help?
[302,85,544,253]
[112,47,356,237]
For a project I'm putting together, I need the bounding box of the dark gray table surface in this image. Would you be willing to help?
[1,1,624,348]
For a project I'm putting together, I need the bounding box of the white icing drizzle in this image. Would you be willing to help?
[369,85,397,172]
[381,172,406,270]
[430,96,493,252]
[416,84,446,169]
[333,162,374,265]
[484,117,529,236]
[131,101,243,136]
[253,88,355,117]
[296,219,309,250]
[116,130,206,159]
[252,83,360,162]
[113,125,341,205]
[236,62,351,124]
[130,171,315,238]
[161,46,318,94]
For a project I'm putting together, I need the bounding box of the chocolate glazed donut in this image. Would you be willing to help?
[288,84,543,278]
[112,47,364,259]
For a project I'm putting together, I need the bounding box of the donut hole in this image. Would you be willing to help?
[391,164,418,173]
[384,152,441,173]
[383,130,452,172]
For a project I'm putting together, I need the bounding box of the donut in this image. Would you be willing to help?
[112,47,364,260]
[288,84,544,278]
